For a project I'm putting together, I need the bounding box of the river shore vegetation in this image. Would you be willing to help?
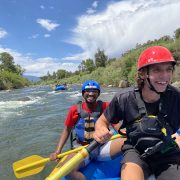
[0,52,31,90]
[39,28,180,88]
[1,28,180,90]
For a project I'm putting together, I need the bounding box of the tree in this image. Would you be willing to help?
[15,64,25,75]
[52,72,57,79]
[80,60,86,72]
[56,69,67,79]
[0,52,25,75]
[85,58,95,72]
[95,49,108,68]
[107,58,116,65]
[80,58,95,73]
[174,28,180,39]
[0,52,17,73]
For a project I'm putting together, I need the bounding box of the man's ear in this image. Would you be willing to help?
[138,68,147,80]
[97,91,100,97]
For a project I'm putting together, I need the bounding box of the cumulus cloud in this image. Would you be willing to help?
[40,5,45,9]
[68,0,180,60]
[1,0,180,77]
[44,34,51,38]
[0,28,8,38]
[36,18,59,31]
[0,47,79,77]
[86,0,99,14]
[29,34,39,39]
[92,1,98,8]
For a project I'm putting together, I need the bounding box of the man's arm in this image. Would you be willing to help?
[93,113,114,143]
[49,126,72,161]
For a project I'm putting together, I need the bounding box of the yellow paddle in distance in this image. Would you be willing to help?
[46,134,122,180]
[13,145,87,179]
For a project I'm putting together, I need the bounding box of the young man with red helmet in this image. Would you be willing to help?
[94,46,180,180]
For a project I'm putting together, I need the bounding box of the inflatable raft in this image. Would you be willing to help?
[48,155,156,180]
[54,85,67,91]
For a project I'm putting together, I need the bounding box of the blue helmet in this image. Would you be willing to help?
[81,80,100,92]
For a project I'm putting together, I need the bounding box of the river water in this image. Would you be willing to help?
[0,85,120,179]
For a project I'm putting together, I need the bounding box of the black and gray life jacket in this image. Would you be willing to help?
[126,88,175,158]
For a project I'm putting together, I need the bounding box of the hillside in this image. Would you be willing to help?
[23,75,40,82]
[38,30,180,87]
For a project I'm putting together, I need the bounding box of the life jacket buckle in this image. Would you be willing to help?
[141,140,164,159]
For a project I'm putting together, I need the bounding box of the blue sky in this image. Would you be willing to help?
[0,0,180,77]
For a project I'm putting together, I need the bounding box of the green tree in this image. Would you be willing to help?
[52,72,57,79]
[85,58,95,72]
[0,52,17,73]
[80,60,86,72]
[80,58,95,73]
[95,49,108,68]
[175,28,180,39]
[107,58,116,65]
[56,69,67,79]
[15,64,25,75]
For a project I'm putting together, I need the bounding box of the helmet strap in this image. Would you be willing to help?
[146,67,161,95]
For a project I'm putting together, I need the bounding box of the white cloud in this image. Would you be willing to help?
[40,5,45,9]
[1,0,180,77]
[0,28,8,38]
[86,1,98,14]
[62,52,88,61]
[86,8,96,14]
[68,0,180,60]
[44,34,51,38]
[29,34,39,39]
[92,1,98,8]
[36,18,60,31]
[0,47,78,77]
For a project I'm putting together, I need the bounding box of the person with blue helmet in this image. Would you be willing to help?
[49,80,109,179]
[81,80,100,93]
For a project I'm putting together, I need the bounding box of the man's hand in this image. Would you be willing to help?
[172,133,180,148]
[49,152,60,162]
[93,126,114,144]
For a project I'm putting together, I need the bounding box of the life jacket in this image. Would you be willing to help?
[126,88,176,158]
[70,100,103,148]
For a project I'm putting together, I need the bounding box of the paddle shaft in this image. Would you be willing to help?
[13,134,122,179]
[46,141,99,180]
[46,134,122,180]
[15,145,88,173]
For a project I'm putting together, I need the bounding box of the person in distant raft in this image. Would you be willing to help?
[93,46,180,180]
[49,80,125,180]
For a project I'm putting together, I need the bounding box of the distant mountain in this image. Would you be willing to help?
[23,75,41,82]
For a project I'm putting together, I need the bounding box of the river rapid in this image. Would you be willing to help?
[0,85,120,179]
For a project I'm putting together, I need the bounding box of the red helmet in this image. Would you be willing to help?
[137,46,176,70]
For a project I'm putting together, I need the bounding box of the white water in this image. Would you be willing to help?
[0,85,119,179]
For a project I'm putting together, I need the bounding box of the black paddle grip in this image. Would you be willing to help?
[86,140,100,153]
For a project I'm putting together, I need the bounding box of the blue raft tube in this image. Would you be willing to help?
[54,84,67,91]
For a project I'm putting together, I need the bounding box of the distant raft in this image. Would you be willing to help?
[54,84,67,91]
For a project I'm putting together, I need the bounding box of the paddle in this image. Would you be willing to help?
[46,134,121,180]
[13,134,121,179]
[13,145,88,179]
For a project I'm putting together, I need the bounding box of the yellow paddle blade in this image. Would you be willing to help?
[13,155,49,179]
[12,146,88,179]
